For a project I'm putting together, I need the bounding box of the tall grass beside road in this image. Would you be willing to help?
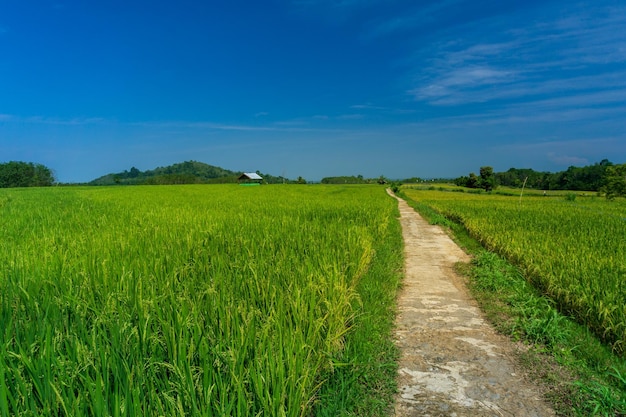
[402,189,626,354]
[401,188,626,415]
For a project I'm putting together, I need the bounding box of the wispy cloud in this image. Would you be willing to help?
[487,135,625,169]
[337,113,364,120]
[0,115,107,126]
[495,136,622,150]
[130,120,325,133]
[368,0,464,38]
[547,154,589,166]
[407,3,626,108]
[292,0,383,8]
[350,103,386,110]
[410,66,516,104]
[509,89,626,112]
[543,7,626,65]
[0,114,339,133]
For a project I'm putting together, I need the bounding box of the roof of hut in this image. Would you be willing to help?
[238,172,263,180]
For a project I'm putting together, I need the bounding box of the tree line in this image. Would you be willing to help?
[455,159,626,198]
[0,161,55,188]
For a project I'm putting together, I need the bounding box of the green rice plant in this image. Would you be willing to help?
[402,188,626,354]
[0,184,399,416]
[465,250,626,415]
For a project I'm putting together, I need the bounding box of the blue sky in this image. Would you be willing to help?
[1,0,625,183]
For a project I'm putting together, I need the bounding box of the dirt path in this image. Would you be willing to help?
[389,191,554,417]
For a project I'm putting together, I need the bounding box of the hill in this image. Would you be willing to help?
[90,161,289,185]
[90,161,242,185]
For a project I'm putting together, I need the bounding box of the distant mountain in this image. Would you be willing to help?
[89,161,241,185]
[89,161,291,185]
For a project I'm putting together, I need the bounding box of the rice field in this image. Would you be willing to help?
[402,188,626,354]
[0,184,400,416]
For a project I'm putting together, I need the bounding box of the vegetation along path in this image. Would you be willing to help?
[389,190,555,416]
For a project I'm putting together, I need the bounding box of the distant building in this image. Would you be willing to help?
[238,172,263,185]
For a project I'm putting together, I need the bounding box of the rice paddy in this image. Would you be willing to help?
[402,188,626,354]
[0,184,401,416]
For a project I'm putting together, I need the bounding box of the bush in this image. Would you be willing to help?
[0,161,55,188]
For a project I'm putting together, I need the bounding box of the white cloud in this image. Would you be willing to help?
[0,115,107,126]
[410,66,516,104]
[407,2,626,107]
[368,0,464,38]
[547,153,589,166]
[293,0,384,7]
[137,120,315,132]
[337,113,364,120]
[512,89,626,111]
[494,137,622,153]
[0,114,340,133]
[350,103,386,110]
[442,42,515,65]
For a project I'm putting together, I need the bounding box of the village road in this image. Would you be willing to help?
[389,190,555,417]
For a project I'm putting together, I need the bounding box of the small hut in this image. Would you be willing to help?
[238,172,263,186]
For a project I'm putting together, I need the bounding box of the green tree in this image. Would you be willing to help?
[467,172,479,188]
[602,164,626,200]
[129,167,141,178]
[495,167,550,189]
[0,161,55,188]
[454,175,469,187]
[321,176,367,184]
[479,166,496,192]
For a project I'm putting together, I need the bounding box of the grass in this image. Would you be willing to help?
[399,188,626,416]
[465,252,626,416]
[0,184,402,416]
[313,204,403,416]
[401,188,626,353]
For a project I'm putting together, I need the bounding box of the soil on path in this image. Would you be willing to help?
[389,191,554,417]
